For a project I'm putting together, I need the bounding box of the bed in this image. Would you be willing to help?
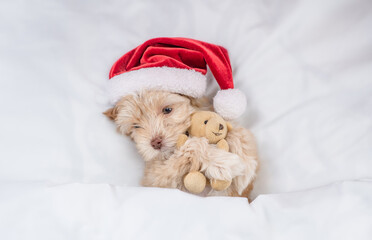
[1,0,372,239]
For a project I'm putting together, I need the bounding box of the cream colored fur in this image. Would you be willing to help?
[104,90,258,199]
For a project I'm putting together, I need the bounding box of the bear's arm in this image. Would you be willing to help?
[216,139,229,152]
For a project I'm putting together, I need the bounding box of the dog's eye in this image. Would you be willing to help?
[204,120,208,124]
[133,124,141,129]
[162,107,172,114]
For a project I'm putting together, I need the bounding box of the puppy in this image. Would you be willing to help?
[104,90,258,199]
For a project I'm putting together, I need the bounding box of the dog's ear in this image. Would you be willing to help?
[103,106,118,121]
[182,95,212,111]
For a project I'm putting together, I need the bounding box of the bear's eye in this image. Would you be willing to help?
[162,107,172,114]
[204,120,208,124]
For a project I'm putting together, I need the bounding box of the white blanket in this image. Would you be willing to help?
[1,0,372,239]
[1,181,372,239]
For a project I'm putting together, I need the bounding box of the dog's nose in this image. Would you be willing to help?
[151,136,163,150]
[219,124,224,130]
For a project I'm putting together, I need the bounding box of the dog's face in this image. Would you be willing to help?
[104,90,197,162]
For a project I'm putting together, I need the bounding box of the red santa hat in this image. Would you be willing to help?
[108,37,246,119]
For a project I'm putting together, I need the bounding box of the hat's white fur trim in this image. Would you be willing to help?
[108,66,207,104]
[213,89,247,120]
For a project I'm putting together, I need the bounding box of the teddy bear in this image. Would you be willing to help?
[177,111,234,194]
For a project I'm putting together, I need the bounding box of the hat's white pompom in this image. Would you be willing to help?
[213,89,247,120]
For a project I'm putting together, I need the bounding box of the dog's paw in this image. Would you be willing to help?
[203,148,246,181]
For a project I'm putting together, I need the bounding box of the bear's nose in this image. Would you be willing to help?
[151,136,163,150]
[219,124,224,130]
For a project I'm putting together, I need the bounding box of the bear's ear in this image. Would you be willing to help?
[103,106,118,121]
[226,122,233,132]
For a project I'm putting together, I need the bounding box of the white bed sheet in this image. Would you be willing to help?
[0,0,372,239]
